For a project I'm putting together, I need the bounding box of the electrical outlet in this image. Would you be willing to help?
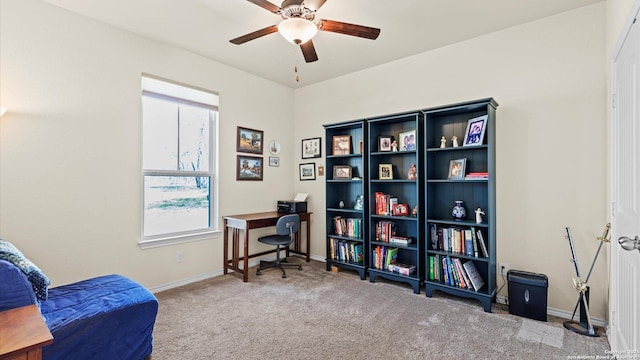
[499,262,509,276]
[176,251,184,263]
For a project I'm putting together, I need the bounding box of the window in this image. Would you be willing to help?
[140,75,218,248]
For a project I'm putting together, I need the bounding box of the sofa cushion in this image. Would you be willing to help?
[0,239,50,301]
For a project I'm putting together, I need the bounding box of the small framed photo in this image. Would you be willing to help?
[237,155,263,181]
[237,127,264,154]
[332,135,351,155]
[269,156,280,167]
[378,136,394,152]
[379,163,393,180]
[302,137,321,159]
[299,163,316,181]
[392,203,409,216]
[448,158,467,180]
[398,130,416,151]
[463,115,488,147]
[333,165,352,180]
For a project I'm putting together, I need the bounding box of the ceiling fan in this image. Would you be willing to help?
[230,0,381,63]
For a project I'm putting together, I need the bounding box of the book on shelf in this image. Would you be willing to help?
[464,172,488,180]
[463,260,485,291]
[477,229,488,257]
[389,235,413,245]
[464,229,473,256]
[470,227,479,257]
[388,263,416,276]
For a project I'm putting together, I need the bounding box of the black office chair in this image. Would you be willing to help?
[256,214,302,278]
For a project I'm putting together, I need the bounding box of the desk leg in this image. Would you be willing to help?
[243,229,250,282]
[223,222,229,274]
[306,219,311,262]
[231,228,238,271]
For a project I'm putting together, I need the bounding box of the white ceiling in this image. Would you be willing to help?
[42,0,602,89]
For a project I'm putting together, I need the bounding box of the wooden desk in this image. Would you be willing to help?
[223,211,312,282]
[0,304,53,360]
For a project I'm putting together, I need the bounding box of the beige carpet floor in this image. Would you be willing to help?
[151,258,610,360]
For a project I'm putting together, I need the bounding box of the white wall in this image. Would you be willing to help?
[294,3,609,318]
[0,0,295,289]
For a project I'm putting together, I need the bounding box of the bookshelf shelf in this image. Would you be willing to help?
[423,98,498,312]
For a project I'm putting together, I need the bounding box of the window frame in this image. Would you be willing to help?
[139,76,220,249]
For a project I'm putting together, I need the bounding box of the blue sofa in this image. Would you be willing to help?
[0,241,158,360]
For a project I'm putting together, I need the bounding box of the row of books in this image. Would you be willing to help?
[374,221,414,245]
[329,238,363,264]
[371,245,398,270]
[429,225,488,257]
[429,254,485,291]
[374,192,403,216]
[333,216,363,238]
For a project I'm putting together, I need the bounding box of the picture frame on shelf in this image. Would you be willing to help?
[302,137,321,159]
[332,165,352,180]
[379,163,393,180]
[392,203,409,216]
[398,130,416,151]
[378,136,394,152]
[269,156,279,167]
[299,163,316,181]
[463,115,488,147]
[236,127,264,154]
[332,135,351,155]
[237,155,263,181]
[447,158,467,180]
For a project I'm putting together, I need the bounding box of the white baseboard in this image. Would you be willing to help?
[148,255,325,293]
[495,295,606,328]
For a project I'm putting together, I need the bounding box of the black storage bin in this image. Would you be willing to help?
[507,270,548,322]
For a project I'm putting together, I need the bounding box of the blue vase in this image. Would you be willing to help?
[452,201,466,220]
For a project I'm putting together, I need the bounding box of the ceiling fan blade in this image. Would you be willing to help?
[246,0,281,13]
[317,19,380,40]
[230,25,279,45]
[300,40,319,63]
[304,0,328,11]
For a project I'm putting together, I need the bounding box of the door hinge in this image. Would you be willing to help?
[612,93,616,109]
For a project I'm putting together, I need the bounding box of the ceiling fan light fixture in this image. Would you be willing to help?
[278,18,317,45]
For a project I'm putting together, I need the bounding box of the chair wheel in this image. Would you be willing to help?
[298,266,303,271]
[256,270,262,276]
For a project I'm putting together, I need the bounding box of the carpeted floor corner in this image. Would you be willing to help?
[151,258,609,359]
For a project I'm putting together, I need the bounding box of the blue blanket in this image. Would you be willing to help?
[41,274,158,360]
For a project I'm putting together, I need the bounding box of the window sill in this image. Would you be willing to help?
[138,230,221,250]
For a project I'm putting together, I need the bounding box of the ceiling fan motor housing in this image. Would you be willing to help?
[279,0,316,20]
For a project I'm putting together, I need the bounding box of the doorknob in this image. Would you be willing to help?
[618,235,640,252]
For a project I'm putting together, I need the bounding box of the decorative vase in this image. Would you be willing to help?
[452,201,466,220]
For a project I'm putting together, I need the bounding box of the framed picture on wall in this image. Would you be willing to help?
[237,155,263,180]
[302,137,322,159]
[237,127,264,154]
[269,156,280,167]
[299,163,316,181]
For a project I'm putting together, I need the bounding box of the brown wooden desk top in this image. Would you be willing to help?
[0,304,53,359]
